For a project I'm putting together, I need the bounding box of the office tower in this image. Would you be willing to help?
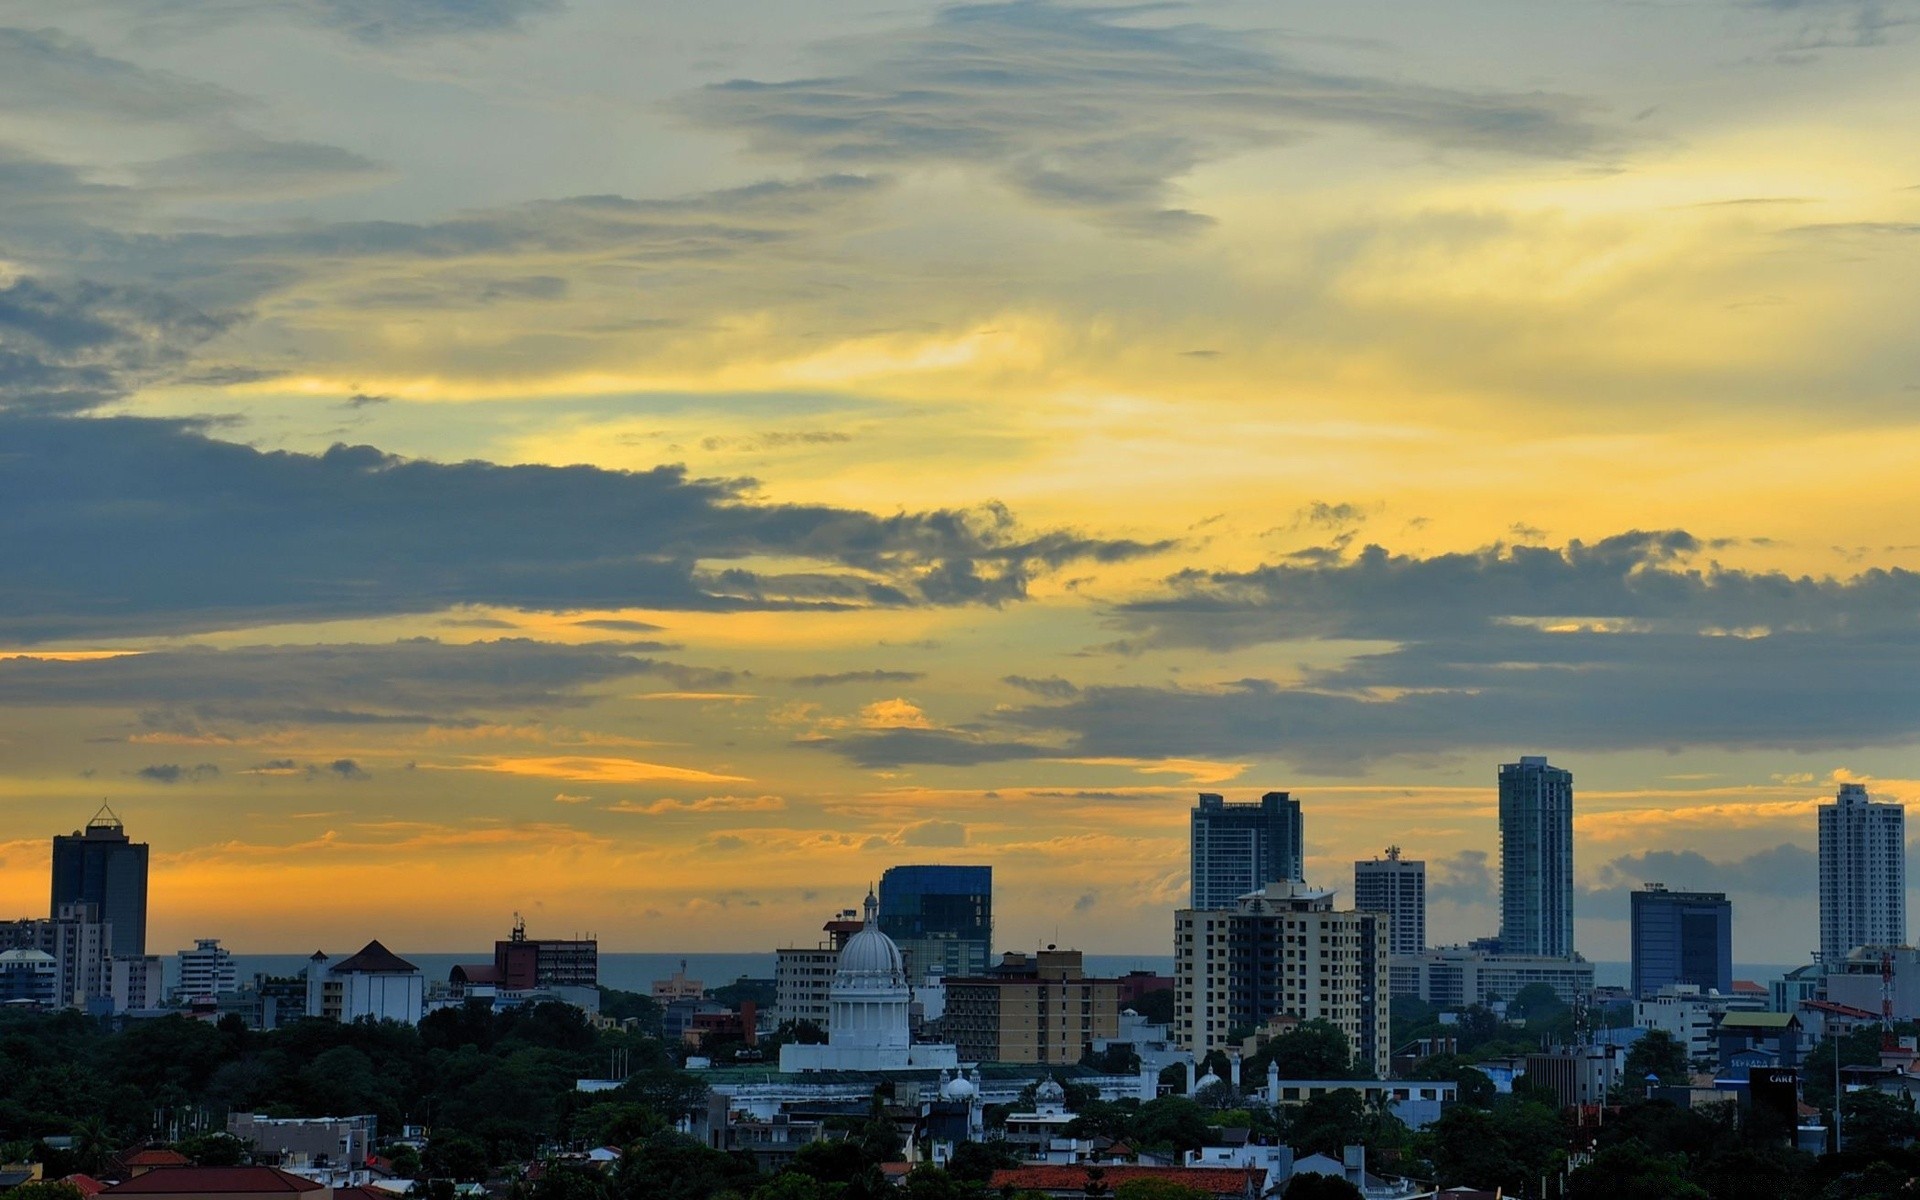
[1355,846,1426,956]
[1190,791,1304,911]
[1173,881,1391,1078]
[1819,782,1906,963]
[877,865,992,980]
[51,806,149,958]
[1497,757,1574,957]
[1629,884,1732,999]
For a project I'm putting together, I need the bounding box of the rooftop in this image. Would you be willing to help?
[329,941,419,975]
[103,1168,326,1195]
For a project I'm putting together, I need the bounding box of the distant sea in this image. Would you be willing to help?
[185,955,1805,995]
[185,952,1181,994]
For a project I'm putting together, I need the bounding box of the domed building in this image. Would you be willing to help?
[779,890,959,1073]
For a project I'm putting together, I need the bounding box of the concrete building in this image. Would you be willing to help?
[0,903,113,1009]
[1498,757,1574,957]
[943,949,1120,1064]
[1174,880,1391,1079]
[227,1114,377,1184]
[112,956,165,1012]
[1635,984,1749,1064]
[51,807,149,959]
[1524,1045,1618,1111]
[877,865,992,980]
[775,909,864,1026]
[306,941,424,1025]
[1355,847,1424,994]
[778,890,959,1072]
[1390,946,1595,1009]
[1629,885,1732,999]
[1824,945,1920,1021]
[1190,792,1303,912]
[0,948,59,1007]
[1819,782,1905,963]
[176,938,239,1001]
[448,916,598,1004]
[652,962,704,1002]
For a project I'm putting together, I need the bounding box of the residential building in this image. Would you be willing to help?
[652,962,704,1001]
[1498,757,1574,957]
[227,1114,378,1182]
[1772,964,1823,1014]
[1174,880,1391,1079]
[877,864,992,980]
[1190,792,1303,912]
[111,956,165,1012]
[1824,945,1920,1021]
[1355,846,1424,994]
[943,949,1121,1064]
[1259,1073,1457,1131]
[0,903,113,1008]
[51,806,149,958]
[1819,782,1905,963]
[1635,984,1747,1064]
[1524,1045,1618,1110]
[0,948,59,1007]
[1116,970,1175,1008]
[305,941,424,1025]
[775,909,864,1026]
[1629,885,1732,999]
[176,938,239,1001]
[1390,946,1595,1009]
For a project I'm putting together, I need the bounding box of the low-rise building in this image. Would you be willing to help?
[944,949,1120,1064]
[1390,946,1594,1009]
[1524,1045,1618,1111]
[111,957,165,1013]
[99,1166,329,1200]
[652,961,704,1002]
[305,942,423,1025]
[1636,984,1746,1064]
[227,1115,378,1185]
[0,949,59,1007]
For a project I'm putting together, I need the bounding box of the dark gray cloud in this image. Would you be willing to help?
[136,761,219,784]
[1002,674,1079,699]
[78,0,561,43]
[327,758,368,780]
[0,278,228,412]
[802,728,1052,769]
[0,639,692,723]
[1587,844,1817,900]
[1748,0,1920,49]
[1428,850,1495,907]
[790,670,926,688]
[820,532,1920,771]
[0,411,1166,640]
[0,26,234,122]
[679,1,1608,232]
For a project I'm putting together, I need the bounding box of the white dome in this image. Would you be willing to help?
[1035,1078,1066,1102]
[942,1076,978,1101]
[835,889,907,989]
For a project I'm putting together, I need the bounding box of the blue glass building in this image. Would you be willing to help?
[876,864,992,980]
[1630,884,1732,999]
[50,807,148,958]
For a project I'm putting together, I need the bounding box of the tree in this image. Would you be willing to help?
[530,1164,613,1200]
[750,1175,828,1200]
[1566,1141,1709,1200]
[1623,1029,1689,1087]
[1129,1096,1212,1155]
[1130,989,1175,1025]
[1840,1090,1920,1151]
[1508,983,1566,1023]
[1283,1176,1364,1200]
[175,1131,248,1166]
[381,1144,423,1179]
[1260,1021,1355,1080]
[1407,1055,1496,1108]
[947,1140,1024,1184]
[612,1132,758,1200]
[8,1184,86,1200]
[1114,1179,1211,1200]
[422,1134,490,1183]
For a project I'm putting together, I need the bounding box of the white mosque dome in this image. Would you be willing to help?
[1035,1078,1066,1103]
[942,1075,978,1101]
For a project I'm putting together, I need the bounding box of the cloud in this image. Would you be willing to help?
[858,698,935,729]
[678,1,1608,232]
[895,818,969,847]
[437,755,749,785]
[136,762,219,784]
[328,758,367,780]
[0,27,233,123]
[804,727,1053,769]
[1428,850,1495,907]
[606,794,786,815]
[0,279,228,413]
[0,411,1166,639]
[1003,674,1079,699]
[790,670,926,687]
[85,0,561,43]
[1587,844,1817,900]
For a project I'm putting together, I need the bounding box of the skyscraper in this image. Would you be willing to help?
[1190,791,1304,911]
[1498,757,1574,958]
[1355,846,1426,956]
[51,807,149,958]
[1819,782,1905,963]
[876,864,992,979]
[1629,884,1732,999]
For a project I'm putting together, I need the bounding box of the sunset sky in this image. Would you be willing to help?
[2,0,1918,963]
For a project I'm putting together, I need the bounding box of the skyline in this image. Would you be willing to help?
[2,0,1919,960]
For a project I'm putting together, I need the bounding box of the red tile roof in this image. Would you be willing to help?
[330,940,418,975]
[62,1175,107,1197]
[119,1152,192,1169]
[102,1167,327,1194]
[987,1165,1257,1197]
[336,1187,390,1200]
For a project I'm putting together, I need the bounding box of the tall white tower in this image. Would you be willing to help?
[1819,783,1906,963]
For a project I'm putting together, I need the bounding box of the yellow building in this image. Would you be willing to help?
[943,949,1120,1064]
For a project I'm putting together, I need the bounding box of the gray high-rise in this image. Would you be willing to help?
[51,807,149,958]
[1355,846,1426,956]
[1498,757,1574,958]
[1819,782,1905,963]
[1190,792,1304,911]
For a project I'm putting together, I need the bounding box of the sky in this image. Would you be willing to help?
[1,0,1918,964]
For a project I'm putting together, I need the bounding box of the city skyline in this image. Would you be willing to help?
[2,0,1919,961]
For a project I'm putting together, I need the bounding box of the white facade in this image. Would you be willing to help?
[176,938,239,1001]
[0,948,60,1006]
[307,942,425,1025]
[778,891,958,1072]
[111,955,165,1012]
[1635,984,1737,1063]
[1819,783,1905,964]
[1354,847,1425,959]
[0,904,113,1008]
[1391,946,1595,1009]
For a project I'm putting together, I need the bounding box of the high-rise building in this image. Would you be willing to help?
[175,938,240,1001]
[1497,757,1574,957]
[1629,885,1732,999]
[1173,880,1391,1079]
[51,807,149,958]
[1190,792,1304,911]
[1819,782,1905,963]
[876,865,992,980]
[0,903,113,1008]
[1354,846,1426,957]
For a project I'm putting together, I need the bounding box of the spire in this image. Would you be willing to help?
[864,884,879,924]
